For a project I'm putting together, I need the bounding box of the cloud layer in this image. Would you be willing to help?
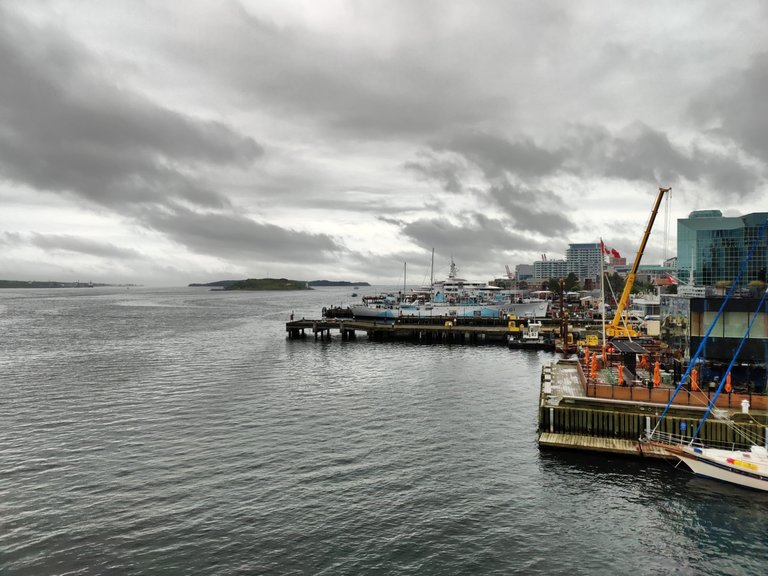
[1,1,767,285]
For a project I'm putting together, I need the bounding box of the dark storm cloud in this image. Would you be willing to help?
[140,205,342,263]
[0,7,262,210]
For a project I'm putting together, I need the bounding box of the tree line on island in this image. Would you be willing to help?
[188,279,371,291]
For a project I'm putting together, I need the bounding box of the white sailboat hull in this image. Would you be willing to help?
[672,446,768,492]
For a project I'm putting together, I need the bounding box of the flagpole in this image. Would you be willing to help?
[600,238,606,356]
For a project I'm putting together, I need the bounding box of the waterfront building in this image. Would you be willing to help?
[533,259,567,281]
[566,243,602,282]
[515,264,534,281]
[677,210,768,288]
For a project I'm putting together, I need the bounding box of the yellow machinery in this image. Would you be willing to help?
[605,187,671,338]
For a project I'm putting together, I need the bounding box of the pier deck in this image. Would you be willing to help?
[287,318,514,343]
[539,359,768,459]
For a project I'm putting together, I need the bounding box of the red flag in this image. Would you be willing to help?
[600,240,618,257]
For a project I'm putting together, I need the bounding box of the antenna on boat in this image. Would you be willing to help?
[430,248,434,287]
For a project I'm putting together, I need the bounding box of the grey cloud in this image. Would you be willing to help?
[689,52,768,165]
[567,123,761,197]
[0,7,262,210]
[594,124,697,184]
[0,232,23,247]
[404,152,466,194]
[432,132,566,180]
[140,205,343,263]
[28,234,144,259]
[175,6,508,140]
[425,124,762,202]
[486,181,577,235]
[400,214,548,263]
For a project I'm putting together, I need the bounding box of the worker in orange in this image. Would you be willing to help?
[690,367,699,391]
[618,362,624,386]
[725,373,732,394]
[584,347,590,369]
[653,360,661,388]
[590,354,598,379]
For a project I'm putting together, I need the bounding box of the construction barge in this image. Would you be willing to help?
[538,357,768,459]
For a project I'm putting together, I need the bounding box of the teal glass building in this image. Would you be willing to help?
[677,210,768,287]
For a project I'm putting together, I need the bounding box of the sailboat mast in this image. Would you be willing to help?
[403,262,407,300]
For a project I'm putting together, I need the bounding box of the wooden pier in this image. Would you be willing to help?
[538,360,768,458]
[286,317,514,344]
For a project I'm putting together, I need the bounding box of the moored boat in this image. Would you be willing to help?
[350,258,549,321]
[507,319,556,351]
[643,218,768,492]
[659,442,768,492]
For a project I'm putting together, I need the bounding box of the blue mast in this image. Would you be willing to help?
[650,218,768,436]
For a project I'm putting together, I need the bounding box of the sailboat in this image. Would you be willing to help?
[644,219,768,491]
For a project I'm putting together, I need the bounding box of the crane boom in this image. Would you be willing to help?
[606,186,671,338]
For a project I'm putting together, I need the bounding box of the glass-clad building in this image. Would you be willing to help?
[677,210,768,287]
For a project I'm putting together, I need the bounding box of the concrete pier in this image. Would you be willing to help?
[286,318,515,344]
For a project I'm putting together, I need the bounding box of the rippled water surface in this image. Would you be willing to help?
[1,287,767,575]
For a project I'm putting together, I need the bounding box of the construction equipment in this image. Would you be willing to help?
[606,186,671,338]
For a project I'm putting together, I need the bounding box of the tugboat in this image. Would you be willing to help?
[507,316,556,351]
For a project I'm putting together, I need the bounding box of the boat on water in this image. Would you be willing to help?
[659,442,768,491]
[350,258,550,321]
[507,318,556,351]
[644,218,768,492]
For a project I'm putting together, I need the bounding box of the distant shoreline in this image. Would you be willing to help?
[189,278,371,290]
[0,280,136,289]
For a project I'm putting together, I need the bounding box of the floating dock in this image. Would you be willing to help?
[538,359,768,458]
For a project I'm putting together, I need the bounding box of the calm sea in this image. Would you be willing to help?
[1,287,767,575]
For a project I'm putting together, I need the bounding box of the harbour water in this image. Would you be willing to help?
[1,287,767,575]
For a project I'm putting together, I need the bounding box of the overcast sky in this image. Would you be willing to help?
[2,1,767,286]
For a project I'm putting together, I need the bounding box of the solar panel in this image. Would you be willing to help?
[610,340,648,354]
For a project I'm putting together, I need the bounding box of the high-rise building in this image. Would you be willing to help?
[515,264,534,281]
[677,210,768,287]
[533,259,567,280]
[566,243,602,282]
